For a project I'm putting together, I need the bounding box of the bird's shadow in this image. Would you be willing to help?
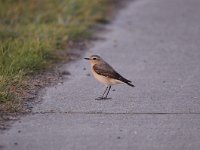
[95,97,112,101]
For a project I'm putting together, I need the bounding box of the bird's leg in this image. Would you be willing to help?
[95,86,109,100]
[102,86,109,97]
[104,85,111,99]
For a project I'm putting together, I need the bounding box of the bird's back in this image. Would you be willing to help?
[93,62,131,84]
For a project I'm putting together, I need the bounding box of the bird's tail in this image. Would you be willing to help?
[125,81,135,87]
[119,76,135,87]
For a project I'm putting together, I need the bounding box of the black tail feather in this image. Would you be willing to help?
[125,81,135,87]
[118,76,135,87]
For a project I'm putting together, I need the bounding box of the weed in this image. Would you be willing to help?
[0,0,111,112]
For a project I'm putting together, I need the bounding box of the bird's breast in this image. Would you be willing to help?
[91,67,122,85]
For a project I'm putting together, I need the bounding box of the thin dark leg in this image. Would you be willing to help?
[102,86,109,97]
[104,86,111,99]
[95,86,109,100]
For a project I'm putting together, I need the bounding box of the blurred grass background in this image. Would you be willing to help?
[0,0,111,111]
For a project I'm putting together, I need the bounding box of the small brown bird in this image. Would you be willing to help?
[84,55,135,100]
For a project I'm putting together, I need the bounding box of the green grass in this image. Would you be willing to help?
[0,0,111,112]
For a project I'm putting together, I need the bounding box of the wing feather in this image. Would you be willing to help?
[93,63,131,83]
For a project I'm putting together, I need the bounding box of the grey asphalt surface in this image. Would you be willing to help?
[1,0,200,149]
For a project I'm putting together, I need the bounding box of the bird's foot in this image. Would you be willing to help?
[95,97,111,100]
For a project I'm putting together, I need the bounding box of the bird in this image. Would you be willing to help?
[84,55,135,100]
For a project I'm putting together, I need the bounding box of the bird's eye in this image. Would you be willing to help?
[93,57,97,60]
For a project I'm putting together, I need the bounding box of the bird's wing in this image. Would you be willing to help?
[93,63,131,83]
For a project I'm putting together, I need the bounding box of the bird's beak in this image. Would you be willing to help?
[84,58,90,60]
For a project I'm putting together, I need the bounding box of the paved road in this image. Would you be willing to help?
[1,0,200,149]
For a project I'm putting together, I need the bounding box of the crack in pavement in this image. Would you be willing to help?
[29,111,200,115]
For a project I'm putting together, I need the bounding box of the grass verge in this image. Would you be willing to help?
[0,0,112,114]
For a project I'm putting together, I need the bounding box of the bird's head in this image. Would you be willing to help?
[84,55,102,65]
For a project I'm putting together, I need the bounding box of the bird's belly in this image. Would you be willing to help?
[91,69,122,85]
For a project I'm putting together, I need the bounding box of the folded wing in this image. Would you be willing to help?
[93,63,134,87]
